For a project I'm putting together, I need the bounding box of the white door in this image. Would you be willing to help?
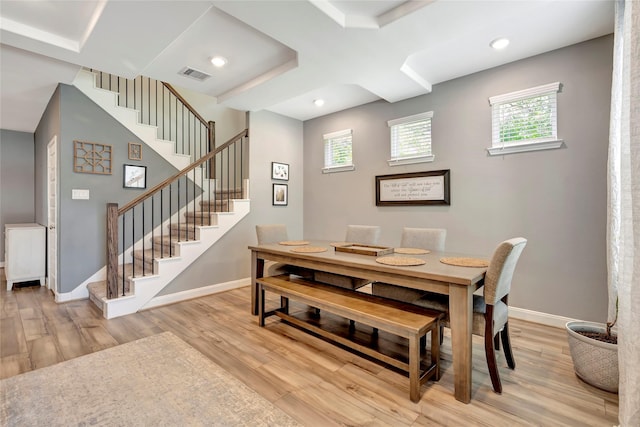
[47,136,58,292]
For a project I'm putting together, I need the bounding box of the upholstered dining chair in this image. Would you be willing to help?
[345,224,381,246]
[255,224,312,278]
[371,227,447,302]
[412,237,527,394]
[313,224,381,290]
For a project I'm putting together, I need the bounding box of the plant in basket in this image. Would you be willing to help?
[565,299,618,393]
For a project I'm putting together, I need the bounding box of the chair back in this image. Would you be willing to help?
[400,227,446,251]
[256,224,288,244]
[484,237,527,305]
[346,225,381,245]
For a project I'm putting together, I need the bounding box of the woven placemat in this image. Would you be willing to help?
[329,242,351,247]
[291,246,327,253]
[394,247,430,255]
[375,256,426,266]
[278,240,309,246]
[440,257,489,268]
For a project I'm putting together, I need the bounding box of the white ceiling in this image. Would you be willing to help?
[0,0,614,133]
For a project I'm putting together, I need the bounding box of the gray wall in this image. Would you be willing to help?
[0,129,36,261]
[159,110,304,294]
[303,35,613,322]
[34,84,181,293]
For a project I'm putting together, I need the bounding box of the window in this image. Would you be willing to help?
[488,82,563,155]
[387,111,434,166]
[322,128,354,173]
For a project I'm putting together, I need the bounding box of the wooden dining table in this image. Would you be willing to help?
[248,240,487,404]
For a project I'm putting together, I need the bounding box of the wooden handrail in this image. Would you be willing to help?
[118,128,248,215]
[162,82,209,126]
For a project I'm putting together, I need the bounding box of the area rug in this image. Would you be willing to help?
[0,332,300,426]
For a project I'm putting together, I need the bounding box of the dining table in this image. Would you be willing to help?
[248,240,488,404]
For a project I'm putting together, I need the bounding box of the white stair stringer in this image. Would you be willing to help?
[73,69,191,171]
[99,199,250,319]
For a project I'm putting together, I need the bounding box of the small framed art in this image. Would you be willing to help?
[272,183,288,206]
[271,162,289,181]
[123,164,147,189]
[128,142,142,160]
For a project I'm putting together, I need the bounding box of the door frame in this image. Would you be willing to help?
[46,136,58,293]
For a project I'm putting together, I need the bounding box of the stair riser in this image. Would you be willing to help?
[183,214,216,226]
[199,201,231,212]
[167,227,197,240]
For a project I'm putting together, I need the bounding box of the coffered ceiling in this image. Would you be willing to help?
[0,0,614,133]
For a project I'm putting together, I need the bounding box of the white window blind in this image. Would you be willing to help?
[387,111,434,166]
[323,128,354,173]
[488,82,563,155]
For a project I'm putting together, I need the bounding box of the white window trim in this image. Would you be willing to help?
[487,82,563,156]
[322,128,354,174]
[387,111,434,166]
[322,164,356,174]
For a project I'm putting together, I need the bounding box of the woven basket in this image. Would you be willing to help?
[566,321,618,393]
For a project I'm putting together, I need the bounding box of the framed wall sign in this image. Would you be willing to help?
[123,164,147,189]
[271,162,289,181]
[273,183,288,206]
[375,169,450,206]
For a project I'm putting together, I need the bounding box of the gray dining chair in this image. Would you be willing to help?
[313,224,381,290]
[372,227,447,302]
[255,224,313,278]
[412,237,527,394]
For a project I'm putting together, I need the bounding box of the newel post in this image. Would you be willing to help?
[106,203,119,299]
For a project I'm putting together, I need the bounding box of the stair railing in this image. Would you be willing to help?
[105,129,249,299]
[89,69,215,159]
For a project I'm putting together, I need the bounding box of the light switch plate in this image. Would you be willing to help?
[72,189,90,200]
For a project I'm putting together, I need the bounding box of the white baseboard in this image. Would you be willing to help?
[509,306,577,329]
[55,283,89,303]
[142,277,251,310]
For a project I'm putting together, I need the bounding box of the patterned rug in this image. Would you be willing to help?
[0,332,300,426]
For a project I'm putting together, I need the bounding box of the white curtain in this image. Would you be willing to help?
[608,1,640,425]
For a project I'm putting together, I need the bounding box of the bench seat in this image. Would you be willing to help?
[256,274,443,402]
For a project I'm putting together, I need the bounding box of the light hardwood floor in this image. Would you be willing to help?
[0,272,619,426]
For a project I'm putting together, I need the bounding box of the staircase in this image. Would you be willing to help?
[76,69,250,319]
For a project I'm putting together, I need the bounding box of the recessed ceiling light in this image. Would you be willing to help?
[313,99,325,107]
[210,56,228,68]
[490,38,510,50]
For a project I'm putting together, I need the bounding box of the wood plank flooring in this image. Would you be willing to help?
[0,273,619,426]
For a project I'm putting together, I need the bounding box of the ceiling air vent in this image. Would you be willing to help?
[178,67,211,81]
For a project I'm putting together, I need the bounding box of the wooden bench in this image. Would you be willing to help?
[256,274,443,402]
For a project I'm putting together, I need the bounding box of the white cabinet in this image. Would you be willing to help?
[5,223,46,290]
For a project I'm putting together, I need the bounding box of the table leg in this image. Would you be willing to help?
[251,251,264,315]
[409,334,420,403]
[449,283,474,403]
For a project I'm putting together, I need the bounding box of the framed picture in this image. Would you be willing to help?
[128,142,142,161]
[272,183,288,206]
[271,162,289,181]
[375,169,450,206]
[123,164,147,189]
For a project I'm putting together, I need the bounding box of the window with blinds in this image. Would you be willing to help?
[322,128,354,173]
[488,82,563,155]
[387,111,434,166]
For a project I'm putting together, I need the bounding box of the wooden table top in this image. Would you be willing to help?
[249,240,487,287]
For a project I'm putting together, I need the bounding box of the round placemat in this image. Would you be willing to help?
[394,247,430,255]
[278,240,309,246]
[440,257,489,268]
[329,242,351,247]
[375,256,426,266]
[291,246,327,253]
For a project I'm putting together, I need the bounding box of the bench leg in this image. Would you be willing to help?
[258,283,266,327]
[409,334,421,403]
[431,322,441,381]
[281,296,289,314]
